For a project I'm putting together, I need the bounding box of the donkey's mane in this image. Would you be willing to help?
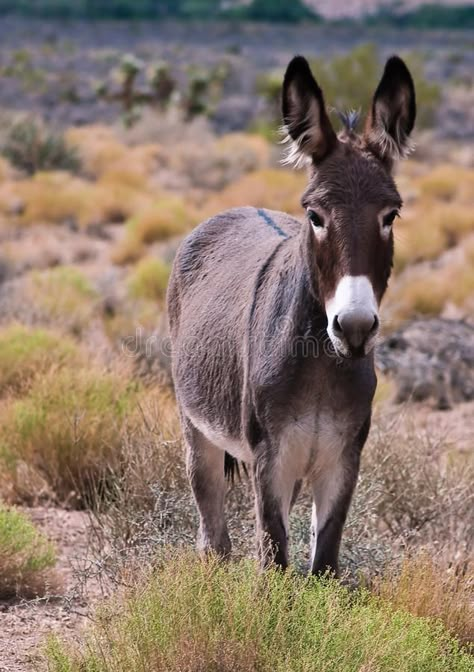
[280,108,362,167]
[336,109,361,132]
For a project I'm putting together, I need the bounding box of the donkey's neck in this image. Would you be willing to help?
[271,223,327,344]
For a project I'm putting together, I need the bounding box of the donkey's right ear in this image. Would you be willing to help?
[282,56,337,167]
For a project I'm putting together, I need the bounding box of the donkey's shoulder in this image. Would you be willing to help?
[172,206,301,293]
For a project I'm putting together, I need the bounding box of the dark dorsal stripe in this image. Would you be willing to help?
[257,208,288,239]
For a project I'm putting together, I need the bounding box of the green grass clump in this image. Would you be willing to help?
[45,553,472,672]
[0,367,140,505]
[1,117,81,175]
[0,324,81,397]
[28,266,98,334]
[0,503,56,599]
[128,257,170,303]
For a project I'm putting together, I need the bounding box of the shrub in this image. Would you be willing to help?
[0,324,81,397]
[385,259,474,324]
[394,209,448,273]
[0,367,140,505]
[0,503,56,599]
[374,553,473,647]
[66,125,130,178]
[111,234,145,266]
[206,168,306,217]
[87,388,188,551]
[112,197,195,265]
[16,171,140,229]
[392,164,474,273]
[214,133,270,173]
[128,257,171,303]
[127,197,193,245]
[1,118,81,175]
[26,266,98,334]
[362,412,473,555]
[417,165,474,204]
[45,553,472,672]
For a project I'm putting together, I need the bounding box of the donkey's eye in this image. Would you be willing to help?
[308,209,324,228]
[383,210,399,228]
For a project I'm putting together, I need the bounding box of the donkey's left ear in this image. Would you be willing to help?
[364,56,416,166]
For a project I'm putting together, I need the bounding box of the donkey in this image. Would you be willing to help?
[167,55,416,574]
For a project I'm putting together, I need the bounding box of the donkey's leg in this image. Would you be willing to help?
[253,451,297,570]
[183,417,231,557]
[309,460,357,576]
[310,418,370,576]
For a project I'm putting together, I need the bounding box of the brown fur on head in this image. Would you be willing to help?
[281,54,416,355]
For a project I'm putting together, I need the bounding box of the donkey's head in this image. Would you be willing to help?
[282,55,416,358]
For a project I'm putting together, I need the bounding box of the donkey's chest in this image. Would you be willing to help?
[277,407,355,481]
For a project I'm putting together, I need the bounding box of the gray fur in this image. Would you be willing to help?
[167,55,415,574]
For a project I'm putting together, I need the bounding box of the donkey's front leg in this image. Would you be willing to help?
[310,417,370,576]
[253,451,295,570]
[310,460,358,576]
[184,419,231,558]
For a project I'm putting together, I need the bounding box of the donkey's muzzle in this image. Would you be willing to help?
[333,312,379,356]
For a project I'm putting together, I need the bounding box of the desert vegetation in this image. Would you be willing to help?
[0,10,472,672]
[0,503,56,599]
[45,554,472,672]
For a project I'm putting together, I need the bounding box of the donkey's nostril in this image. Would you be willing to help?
[333,315,343,334]
[371,315,379,333]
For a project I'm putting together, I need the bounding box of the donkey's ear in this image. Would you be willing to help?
[364,56,416,166]
[282,56,337,167]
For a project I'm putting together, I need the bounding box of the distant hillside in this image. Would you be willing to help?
[306,0,474,20]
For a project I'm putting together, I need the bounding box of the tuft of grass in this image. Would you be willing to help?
[0,367,140,506]
[111,233,145,266]
[417,165,474,204]
[386,257,474,324]
[127,197,194,244]
[0,503,56,599]
[15,171,140,229]
[44,552,473,672]
[1,117,81,176]
[393,165,474,273]
[374,553,473,647]
[27,266,98,334]
[394,209,447,273]
[112,197,196,265]
[128,257,171,303]
[0,324,81,397]
[65,125,130,178]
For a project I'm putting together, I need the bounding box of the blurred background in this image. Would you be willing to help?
[0,3,473,670]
